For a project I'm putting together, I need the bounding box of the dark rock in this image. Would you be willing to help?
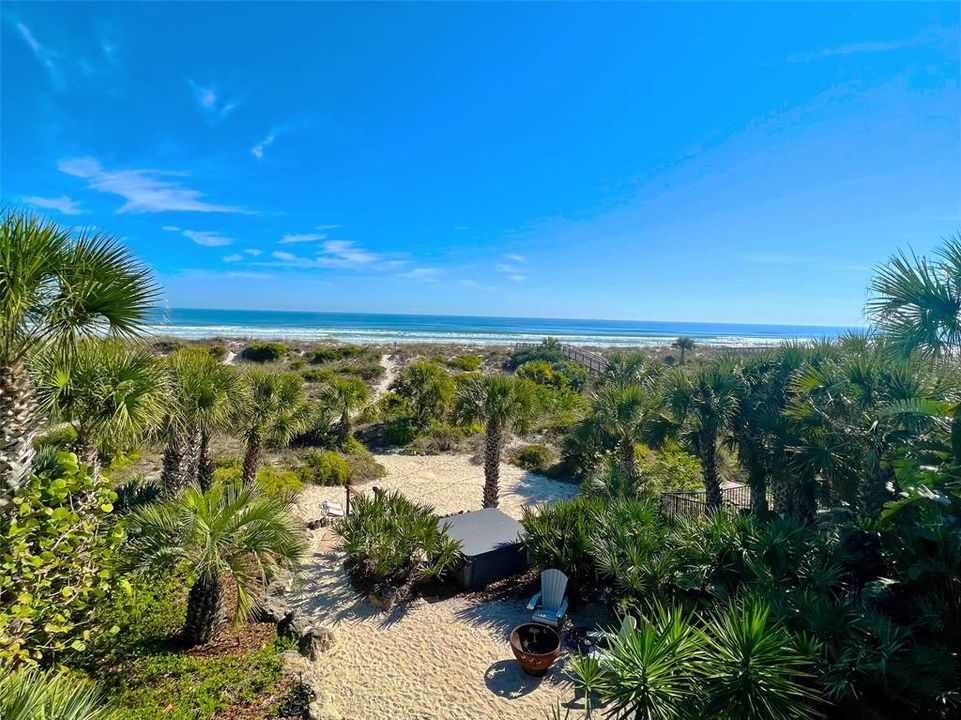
[279,610,313,640]
[252,594,292,625]
[298,625,336,660]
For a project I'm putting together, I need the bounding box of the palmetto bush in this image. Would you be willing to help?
[337,490,461,586]
[0,667,115,720]
[521,496,605,596]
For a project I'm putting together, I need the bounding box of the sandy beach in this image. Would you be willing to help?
[288,453,595,720]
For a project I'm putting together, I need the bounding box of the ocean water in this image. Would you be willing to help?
[146,308,856,348]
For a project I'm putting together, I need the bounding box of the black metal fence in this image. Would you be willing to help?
[661,483,753,520]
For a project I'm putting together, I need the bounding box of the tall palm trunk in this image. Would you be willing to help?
[482,422,504,508]
[747,464,768,517]
[197,430,214,491]
[618,435,639,483]
[338,409,351,448]
[0,363,37,508]
[680,348,687,365]
[242,431,261,487]
[183,573,225,646]
[701,438,722,511]
[161,434,190,495]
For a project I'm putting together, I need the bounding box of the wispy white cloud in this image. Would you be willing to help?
[223,253,243,262]
[14,21,62,88]
[279,232,327,244]
[506,253,525,263]
[161,225,233,247]
[225,271,275,280]
[251,118,312,159]
[788,36,921,62]
[400,267,442,281]
[508,274,527,282]
[59,157,249,214]
[22,194,85,215]
[244,248,262,257]
[188,80,240,125]
[261,240,398,271]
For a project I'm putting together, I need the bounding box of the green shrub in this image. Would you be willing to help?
[309,346,365,364]
[0,452,122,666]
[510,443,559,473]
[384,418,419,446]
[32,424,78,451]
[299,450,351,486]
[390,362,455,427]
[637,440,702,493]
[521,496,606,596]
[255,466,303,498]
[207,344,227,361]
[241,342,288,362]
[289,358,305,370]
[337,490,461,584]
[448,354,482,371]
[301,367,335,383]
[408,421,470,454]
[0,668,114,720]
[337,359,385,382]
[345,445,387,483]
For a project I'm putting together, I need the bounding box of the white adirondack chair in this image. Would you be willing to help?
[527,569,569,627]
[588,614,637,659]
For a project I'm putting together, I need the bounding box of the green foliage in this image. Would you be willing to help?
[71,572,291,720]
[337,490,461,584]
[32,424,78,451]
[407,420,474,454]
[510,443,559,473]
[636,441,702,493]
[0,667,115,720]
[0,453,122,667]
[516,359,587,391]
[447,354,482,371]
[289,358,305,370]
[344,444,388,483]
[308,345,365,364]
[506,338,566,370]
[299,449,351,486]
[301,367,335,383]
[241,342,288,363]
[521,496,605,594]
[206,345,226,361]
[390,362,455,427]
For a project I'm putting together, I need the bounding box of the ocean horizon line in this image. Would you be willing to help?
[145,308,863,347]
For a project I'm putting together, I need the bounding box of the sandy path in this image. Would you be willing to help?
[290,453,587,720]
[371,352,397,401]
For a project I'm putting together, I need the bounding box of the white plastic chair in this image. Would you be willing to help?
[588,614,637,659]
[526,569,569,627]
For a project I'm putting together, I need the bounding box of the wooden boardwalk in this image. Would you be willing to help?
[513,341,609,374]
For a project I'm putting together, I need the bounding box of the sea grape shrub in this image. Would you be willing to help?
[0,452,122,667]
[511,444,559,474]
[299,450,351,486]
[337,490,461,585]
[212,460,304,499]
[241,342,288,363]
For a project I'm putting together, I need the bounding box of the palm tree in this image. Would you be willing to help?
[455,374,538,508]
[320,375,370,447]
[163,348,238,491]
[31,340,168,476]
[666,364,739,510]
[672,336,696,365]
[601,351,662,389]
[389,361,454,428]
[235,370,311,486]
[125,481,306,646]
[0,211,157,507]
[866,233,961,359]
[588,384,659,486]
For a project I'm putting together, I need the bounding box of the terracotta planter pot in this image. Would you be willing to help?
[510,623,561,676]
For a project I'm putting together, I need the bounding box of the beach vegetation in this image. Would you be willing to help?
[0,667,115,720]
[240,342,288,363]
[298,449,351,486]
[389,361,455,428]
[125,481,305,646]
[234,370,311,486]
[308,345,366,364]
[447,354,482,371]
[509,443,558,474]
[672,336,696,365]
[319,375,370,448]
[337,489,461,587]
[211,459,303,499]
[0,210,157,508]
[455,374,540,508]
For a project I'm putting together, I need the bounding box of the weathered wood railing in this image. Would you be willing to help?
[513,341,609,374]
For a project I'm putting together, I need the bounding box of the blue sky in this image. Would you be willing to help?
[2,2,958,326]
